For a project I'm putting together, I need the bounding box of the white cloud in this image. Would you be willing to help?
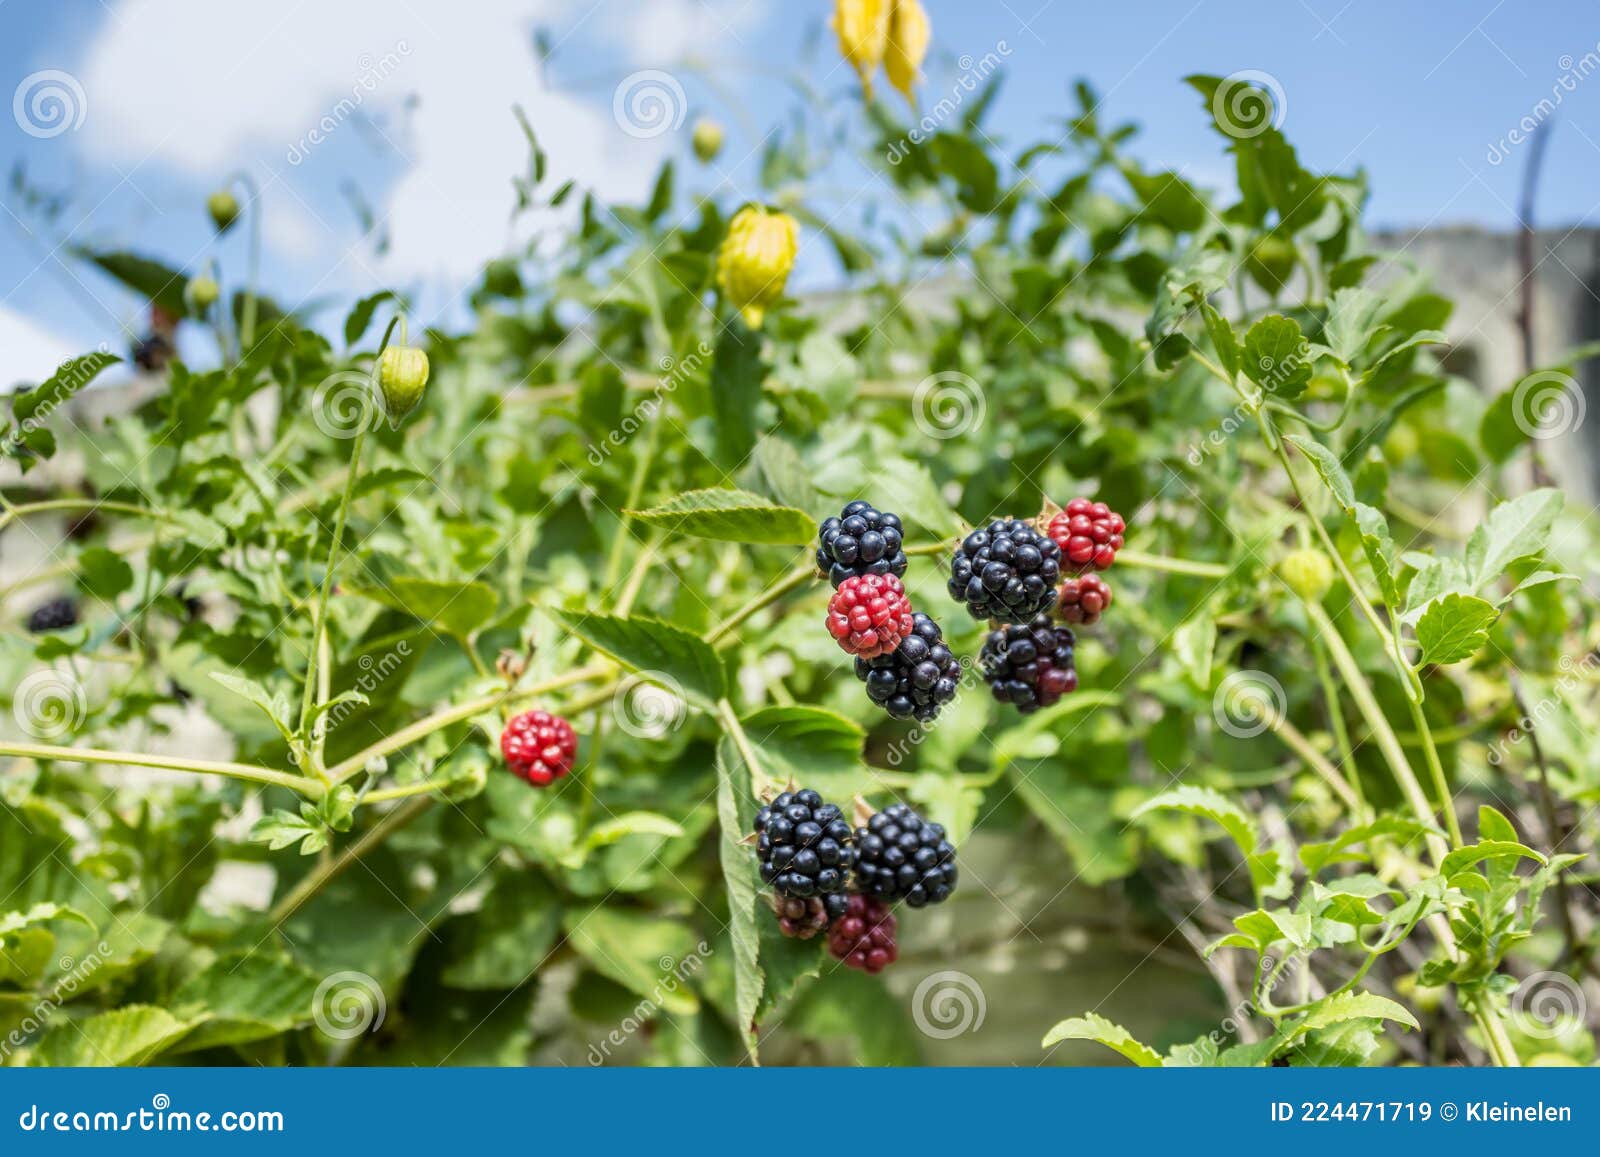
[0,307,78,388]
[602,0,770,67]
[73,0,756,282]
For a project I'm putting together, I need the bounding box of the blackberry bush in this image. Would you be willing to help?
[854,802,958,907]
[853,611,962,721]
[816,500,907,587]
[755,788,854,900]
[980,615,1077,714]
[948,519,1061,624]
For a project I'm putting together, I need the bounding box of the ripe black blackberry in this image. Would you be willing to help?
[26,597,79,634]
[816,500,907,588]
[854,802,958,907]
[755,789,854,900]
[980,615,1077,714]
[948,519,1061,623]
[854,612,962,721]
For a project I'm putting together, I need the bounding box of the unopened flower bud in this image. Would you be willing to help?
[884,0,930,106]
[692,118,725,163]
[834,0,892,98]
[186,275,219,312]
[1279,548,1334,603]
[378,345,430,428]
[207,189,241,234]
[715,205,799,329]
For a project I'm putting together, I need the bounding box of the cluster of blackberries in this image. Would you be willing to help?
[26,597,79,634]
[854,613,961,721]
[757,786,958,973]
[980,615,1078,714]
[948,520,1062,623]
[816,501,907,588]
[819,501,963,724]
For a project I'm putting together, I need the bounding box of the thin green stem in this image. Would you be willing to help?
[1310,633,1365,813]
[716,697,772,797]
[706,557,818,646]
[267,796,431,925]
[0,499,177,535]
[1117,549,1232,579]
[358,777,458,805]
[1404,693,1464,848]
[0,741,314,797]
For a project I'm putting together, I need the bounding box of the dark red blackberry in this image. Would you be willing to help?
[771,894,849,939]
[825,573,914,658]
[816,500,907,588]
[948,519,1061,624]
[26,597,79,634]
[854,612,962,721]
[755,789,854,900]
[1057,574,1113,625]
[499,709,579,786]
[1046,498,1126,573]
[827,894,898,973]
[980,614,1077,714]
[853,802,958,907]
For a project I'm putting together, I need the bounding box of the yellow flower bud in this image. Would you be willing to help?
[207,189,240,234]
[692,118,725,163]
[1279,548,1335,604]
[884,0,930,106]
[378,345,430,428]
[834,0,891,98]
[716,206,799,329]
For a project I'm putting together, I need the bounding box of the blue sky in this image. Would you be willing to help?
[2,0,1598,384]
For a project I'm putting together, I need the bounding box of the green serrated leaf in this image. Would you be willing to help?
[1243,315,1311,400]
[550,611,725,709]
[1414,592,1499,666]
[1041,1012,1163,1066]
[626,488,817,545]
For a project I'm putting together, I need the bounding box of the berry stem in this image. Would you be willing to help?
[0,499,178,535]
[1115,549,1231,579]
[715,697,773,797]
[705,557,818,645]
[266,795,432,926]
[1255,704,1365,815]
[0,740,316,797]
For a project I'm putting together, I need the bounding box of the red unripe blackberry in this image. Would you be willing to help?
[1046,498,1125,573]
[827,894,899,973]
[772,894,849,939]
[1057,574,1113,625]
[825,573,914,659]
[500,709,578,786]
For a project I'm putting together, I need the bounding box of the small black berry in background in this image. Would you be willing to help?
[980,614,1077,714]
[755,788,855,900]
[772,894,848,939]
[948,519,1061,624]
[854,801,958,907]
[816,500,907,588]
[827,894,898,973]
[26,597,79,634]
[854,612,962,722]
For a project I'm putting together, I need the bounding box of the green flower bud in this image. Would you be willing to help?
[1279,548,1334,603]
[207,189,241,234]
[186,275,219,312]
[692,118,724,163]
[1245,234,1297,294]
[378,345,430,428]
